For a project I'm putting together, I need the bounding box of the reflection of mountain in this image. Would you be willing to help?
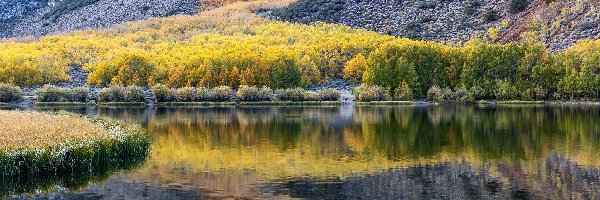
[262,154,600,199]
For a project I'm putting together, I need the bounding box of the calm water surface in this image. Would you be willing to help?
[5,105,600,199]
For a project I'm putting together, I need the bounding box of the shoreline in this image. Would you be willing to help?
[3,100,600,108]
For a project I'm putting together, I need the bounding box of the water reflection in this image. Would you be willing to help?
[2,152,147,198]
[20,105,600,199]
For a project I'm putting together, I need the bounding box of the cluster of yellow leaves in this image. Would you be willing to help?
[0,111,109,151]
[0,42,70,86]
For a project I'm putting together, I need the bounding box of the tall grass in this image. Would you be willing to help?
[0,111,150,196]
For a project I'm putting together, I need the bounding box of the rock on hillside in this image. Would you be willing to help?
[0,0,199,38]
[269,0,600,50]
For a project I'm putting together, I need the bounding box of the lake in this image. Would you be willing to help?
[5,105,600,199]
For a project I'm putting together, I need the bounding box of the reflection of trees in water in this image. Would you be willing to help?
[140,105,600,171]
[262,154,600,199]
[353,105,600,164]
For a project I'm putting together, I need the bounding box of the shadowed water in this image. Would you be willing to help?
[5,105,600,199]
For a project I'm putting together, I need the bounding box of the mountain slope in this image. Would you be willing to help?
[269,0,600,50]
[0,0,199,38]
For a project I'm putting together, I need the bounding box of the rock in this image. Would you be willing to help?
[268,0,600,51]
[0,0,199,38]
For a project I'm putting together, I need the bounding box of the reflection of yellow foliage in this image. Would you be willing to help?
[343,129,366,152]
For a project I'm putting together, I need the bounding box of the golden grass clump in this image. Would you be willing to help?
[0,110,150,196]
[0,111,109,151]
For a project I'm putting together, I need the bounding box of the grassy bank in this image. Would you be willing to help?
[0,111,150,196]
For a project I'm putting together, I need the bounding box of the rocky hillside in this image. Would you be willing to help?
[0,0,199,38]
[270,0,600,50]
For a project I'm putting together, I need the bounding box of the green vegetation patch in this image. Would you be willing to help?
[0,110,150,196]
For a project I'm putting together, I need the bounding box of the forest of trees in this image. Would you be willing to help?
[0,0,597,101]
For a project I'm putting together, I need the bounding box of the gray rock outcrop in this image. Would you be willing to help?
[0,0,199,38]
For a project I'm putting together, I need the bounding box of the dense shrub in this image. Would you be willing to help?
[318,89,341,101]
[36,85,70,102]
[0,83,22,102]
[151,84,175,103]
[209,86,233,102]
[455,87,474,103]
[495,80,518,100]
[71,87,90,102]
[427,86,444,102]
[124,86,146,102]
[97,86,145,102]
[277,88,308,101]
[303,91,321,101]
[393,81,412,101]
[509,0,529,13]
[469,86,484,100]
[97,86,125,103]
[167,86,235,102]
[175,87,198,102]
[353,85,389,102]
[483,9,499,22]
[273,88,339,102]
[236,85,273,102]
[35,85,89,102]
[442,88,455,102]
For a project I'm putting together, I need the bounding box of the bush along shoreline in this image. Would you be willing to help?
[3,82,600,107]
[34,85,93,106]
[152,85,342,106]
[0,83,23,104]
[0,111,151,196]
[96,86,147,106]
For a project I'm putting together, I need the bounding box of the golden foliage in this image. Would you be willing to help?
[343,54,367,83]
[0,111,108,151]
[0,0,596,100]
